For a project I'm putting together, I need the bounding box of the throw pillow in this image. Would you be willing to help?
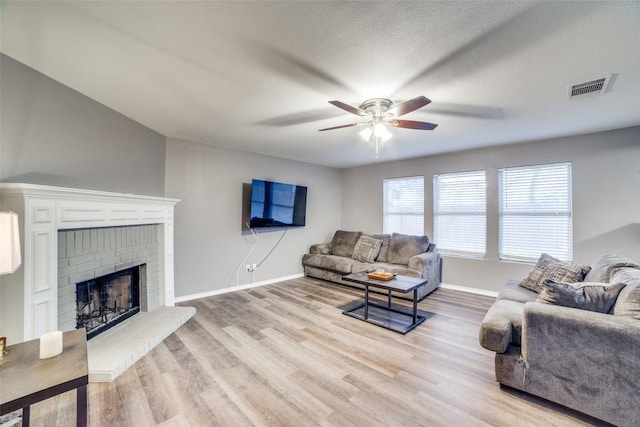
[386,233,429,265]
[369,234,391,263]
[537,279,626,313]
[351,236,383,263]
[330,230,362,258]
[519,253,591,293]
[611,267,640,320]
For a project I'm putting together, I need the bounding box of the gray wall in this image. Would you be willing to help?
[0,54,166,196]
[165,138,342,298]
[341,127,640,293]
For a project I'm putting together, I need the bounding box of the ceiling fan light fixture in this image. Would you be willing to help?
[359,127,372,141]
[373,123,391,141]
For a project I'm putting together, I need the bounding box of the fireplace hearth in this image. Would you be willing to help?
[76,265,143,340]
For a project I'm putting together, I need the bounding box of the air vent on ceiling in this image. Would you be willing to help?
[568,74,612,100]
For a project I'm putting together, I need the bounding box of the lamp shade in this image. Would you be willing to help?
[0,211,21,275]
[359,127,373,141]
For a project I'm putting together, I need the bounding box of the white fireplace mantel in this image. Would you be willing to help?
[0,183,179,345]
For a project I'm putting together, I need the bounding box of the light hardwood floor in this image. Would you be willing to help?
[29,277,610,426]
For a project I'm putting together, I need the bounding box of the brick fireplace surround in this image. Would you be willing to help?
[0,183,195,381]
[57,225,159,333]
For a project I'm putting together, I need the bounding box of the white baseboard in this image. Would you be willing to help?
[174,273,305,303]
[439,282,498,298]
[175,275,499,303]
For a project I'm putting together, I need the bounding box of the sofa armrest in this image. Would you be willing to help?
[309,243,331,255]
[408,251,442,286]
[522,301,640,361]
[521,302,640,425]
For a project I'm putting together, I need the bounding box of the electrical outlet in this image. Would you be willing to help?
[245,264,251,272]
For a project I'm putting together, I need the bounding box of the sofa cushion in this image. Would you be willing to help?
[351,236,383,263]
[519,253,591,293]
[479,299,525,353]
[386,233,429,265]
[497,280,538,304]
[611,267,640,320]
[537,279,626,313]
[330,230,362,258]
[301,254,354,274]
[351,261,421,278]
[372,262,422,278]
[584,254,640,283]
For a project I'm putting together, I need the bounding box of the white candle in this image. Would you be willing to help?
[39,331,63,359]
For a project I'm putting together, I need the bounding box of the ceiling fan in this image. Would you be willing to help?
[318,96,437,154]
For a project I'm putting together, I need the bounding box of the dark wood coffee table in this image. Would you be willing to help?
[342,272,431,334]
[0,329,88,427]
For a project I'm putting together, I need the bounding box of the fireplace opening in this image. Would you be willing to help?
[76,265,142,340]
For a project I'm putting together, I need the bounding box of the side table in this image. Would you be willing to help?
[0,328,88,427]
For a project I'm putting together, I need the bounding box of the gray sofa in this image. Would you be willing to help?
[302,230,442,300]
[479,254,640,427]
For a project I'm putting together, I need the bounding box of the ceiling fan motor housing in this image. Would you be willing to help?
[359,98,394,119]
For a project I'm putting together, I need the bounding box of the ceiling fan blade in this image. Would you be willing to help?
[392,119,438,130]
[328,100,368,117]
[318,123,361,131]
[389,96,432,117]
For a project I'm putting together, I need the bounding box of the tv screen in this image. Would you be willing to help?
[250,179,307,228]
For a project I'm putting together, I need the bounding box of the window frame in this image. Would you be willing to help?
[498,162,573,263]
[383,176,425,235]
[433,170,487,258]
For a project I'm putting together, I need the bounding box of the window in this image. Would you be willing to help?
[499,162,572,262]
[383,176,424,235]
[433,170,486,257]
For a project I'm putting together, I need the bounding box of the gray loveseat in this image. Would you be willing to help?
[302,230,442,300]
[479,254,640,427]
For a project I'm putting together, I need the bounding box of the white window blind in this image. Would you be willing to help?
[433,170,486,257]
[499,162,572,262]
[383,176,424,235]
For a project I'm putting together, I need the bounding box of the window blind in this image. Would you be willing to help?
[433,170,486,257]
[383,176,424,235]
[499,162,572,262]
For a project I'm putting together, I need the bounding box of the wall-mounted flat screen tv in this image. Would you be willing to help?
[249,179,307,228]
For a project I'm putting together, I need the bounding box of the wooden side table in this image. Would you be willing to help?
[0,328,88,427]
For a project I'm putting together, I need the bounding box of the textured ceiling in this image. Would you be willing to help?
[2,1,639,168]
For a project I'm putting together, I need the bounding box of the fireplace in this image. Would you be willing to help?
[57,224,159,334]
[76,265,143,340]
[0,183,194,382]
[0,183,179,345]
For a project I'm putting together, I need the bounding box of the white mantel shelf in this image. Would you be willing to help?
[0,183,180,345]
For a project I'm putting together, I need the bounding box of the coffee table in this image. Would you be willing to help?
[342,272,431,334]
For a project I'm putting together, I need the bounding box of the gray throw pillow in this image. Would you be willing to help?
[519,253,591,293]
[352,236,383,263]
[330,230,362,258]
[611,268,640,320]
[369,234,391,263]
[386,233,429,265]
[537,279,626,313]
